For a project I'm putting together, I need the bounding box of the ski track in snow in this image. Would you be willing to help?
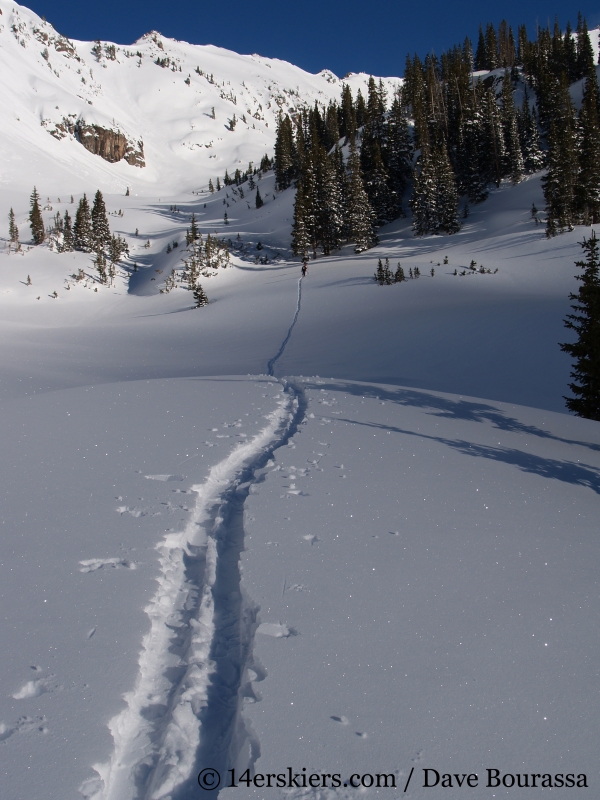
[267,277,303,377]
[86,377,308,800]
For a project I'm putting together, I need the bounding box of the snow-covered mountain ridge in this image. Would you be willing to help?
[0,0,400,198]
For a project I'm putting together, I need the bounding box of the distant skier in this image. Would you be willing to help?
[301,261,308,277]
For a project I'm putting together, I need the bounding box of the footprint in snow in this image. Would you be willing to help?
[13,678,51,700]
[116,506,147,517]
[256,623,297,638]
[330,715,349,725]
[79,558,137,573]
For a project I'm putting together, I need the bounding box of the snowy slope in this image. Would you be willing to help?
[1,4,600,800]
[0,0,399,204]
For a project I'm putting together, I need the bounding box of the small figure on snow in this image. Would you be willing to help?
[301,261,308,277]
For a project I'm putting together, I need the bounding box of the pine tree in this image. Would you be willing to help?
[91,189,111,251]
[186,213,199,244]
[29,187,45,245]
[481,89,506,187]
[560,231,600,419]
[374,259,385,284]
[411,145,438,236]
[209,179,214,193]
[576,70,600,224]
[255,187,264,208]
[193,283,209,307]
[518,88,544,173]
[94,250,108,284]
[62,211,74,252]
[386,93,413,215]
[8,208,19,249]
[458,110,489,203]
[394,263,406,282]
[500,70,524,184]
[291,180,311,260]
[436,142,461,233]
[475,26,487,70]
[543,76,579,233]
[274,114,297,190]
[346,141,377,253]
[73,194,93,251]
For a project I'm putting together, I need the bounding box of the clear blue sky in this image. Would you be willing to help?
[26,0,600,77]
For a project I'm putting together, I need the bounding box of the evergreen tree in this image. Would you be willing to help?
[346,141,377,253]
[62,211,74,252]
[274,114,297,190]
[91,189,111,251]
[255,187,264,208]
[193,283,209,307]
[560,231,600,419]
[94,250,108,284]
[518,87,544,173]
[8,208,19,249]
[186,213,199,244]
[386,93,413,215]
[29,187,45,245]
[340,83,357,141]
[481,88,506,187]
[394,263,406,282]
[576,70,600,223]
[436,142,461,233]
[291,179,312,260]
[457,110,489,203]
[411,145,438,236]
[474,26,487,70]
[500,70,524,184]
[209,179,214,193]
[543,76,579,233]
[318,150,345,254]
[73,194,93,251]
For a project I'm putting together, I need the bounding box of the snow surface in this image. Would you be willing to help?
[1,2,600,799]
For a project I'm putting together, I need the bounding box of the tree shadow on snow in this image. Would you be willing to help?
[334,416,600,495]
[301,380,600,454]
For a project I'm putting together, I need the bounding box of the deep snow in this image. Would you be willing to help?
[1,2,600,799]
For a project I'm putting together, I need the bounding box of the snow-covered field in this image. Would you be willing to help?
[1,2,600,799]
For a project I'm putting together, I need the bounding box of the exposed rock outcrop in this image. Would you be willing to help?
[44,116,145,167]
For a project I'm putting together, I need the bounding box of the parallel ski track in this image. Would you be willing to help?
[267,276,303,377]
[91,379,307,800]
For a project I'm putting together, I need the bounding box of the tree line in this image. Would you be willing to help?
[273,14,600,256]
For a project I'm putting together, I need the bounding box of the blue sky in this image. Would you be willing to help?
[27,0,600,77]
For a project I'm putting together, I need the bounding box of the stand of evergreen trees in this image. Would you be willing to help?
[561,231,600,419]
[277,14,600,254]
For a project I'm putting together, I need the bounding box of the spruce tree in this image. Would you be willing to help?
[29,187,45,245]
[346,141,377,253]
[543,76,579,233]
[500,70,524,184]
[91,189,111,251]
[73,194,93,251]
[291,179,311,260]
[560,231,600,419]
[411,144,437,236]
[274,114,297,190]
[518,88,544,173]
[62,211,74,252]
[436,142,461,233]
[193,283,209,307]
[255,187,264,208]
[576,70,600,224]
[8,208,19,249]
[386,93,413,215]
